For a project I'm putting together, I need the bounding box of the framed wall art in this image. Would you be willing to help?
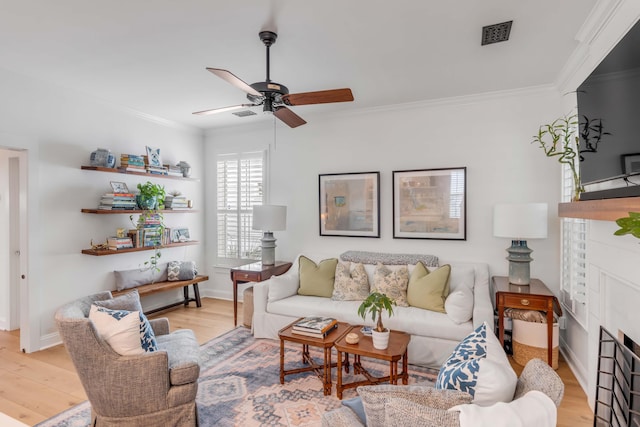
[392,167,466,240]
[319,172,380,237]
[171,228,191,243]
[622,153,640,175]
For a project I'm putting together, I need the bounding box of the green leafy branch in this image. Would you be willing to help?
[357,292,396,332]
[532,115,583,201]
[614,212,640,239]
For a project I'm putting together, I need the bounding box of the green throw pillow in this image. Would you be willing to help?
[298,256,338,297]
[406,263,451,313]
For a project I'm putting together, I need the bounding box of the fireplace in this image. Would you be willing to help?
[594,326,640,426]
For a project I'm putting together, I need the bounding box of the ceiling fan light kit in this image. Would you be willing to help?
[194,30,354,128]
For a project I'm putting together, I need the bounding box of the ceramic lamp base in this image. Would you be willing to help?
[261,231,277,266]
[506,240,533,285]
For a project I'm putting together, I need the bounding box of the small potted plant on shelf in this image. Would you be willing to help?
[357,292,396,350]
[136,181,165,210]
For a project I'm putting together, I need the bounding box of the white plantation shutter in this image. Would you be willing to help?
[449,169,465,218]
[217,151,265,265]
[560,162,587,322]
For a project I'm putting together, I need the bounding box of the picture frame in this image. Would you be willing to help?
[319,172,380,237]
[392,167,466,240]
[622,153,640,175]
[109,181,129,194]
[146,146,162,168]
[171,228,191,243]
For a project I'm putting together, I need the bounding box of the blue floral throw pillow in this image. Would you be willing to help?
[89,305,158,355]
[436,321,518,405]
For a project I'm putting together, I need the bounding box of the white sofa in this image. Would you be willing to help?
[252,252,494,368]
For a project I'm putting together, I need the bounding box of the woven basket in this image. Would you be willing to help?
[512,319,559,370]
[243,286,254,328]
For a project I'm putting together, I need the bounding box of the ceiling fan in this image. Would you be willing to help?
[193,31,354,128]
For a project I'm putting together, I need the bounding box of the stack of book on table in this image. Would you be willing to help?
[98,192,137,210]
[165,164,183,177]
[291,316,338,338]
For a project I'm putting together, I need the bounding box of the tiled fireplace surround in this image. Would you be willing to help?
[585,220,640,406]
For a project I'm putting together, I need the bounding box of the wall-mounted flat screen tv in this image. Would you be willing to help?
[577,19,640,200]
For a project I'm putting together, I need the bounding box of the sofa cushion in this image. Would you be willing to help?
[358,384,472,427]
[444,284,474,324]
[89,305,158,355]
[384,396,462,427]
[297,255,338,297]
[267,273,300,302]
[332,262,370,301]
[372,263,409,307]
[156,329,200,386]
[436,322,517,406]
[167,260,197,281]
[407,263,450,313]
[93,289,143,312]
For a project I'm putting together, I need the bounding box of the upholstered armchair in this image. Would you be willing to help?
[55,291,200,427]
[321,358,564,427]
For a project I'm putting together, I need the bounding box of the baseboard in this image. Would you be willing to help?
[39,331,62,351]
[559,337,593,410]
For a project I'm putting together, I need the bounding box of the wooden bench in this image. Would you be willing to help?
[112,275,208,315]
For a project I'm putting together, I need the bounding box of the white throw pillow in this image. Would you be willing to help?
[444,284,474,324]
[89,305,144,356]
[267,273,300,302]
[436,322,517,406]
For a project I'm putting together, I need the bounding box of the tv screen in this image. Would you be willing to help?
[577,19,640,199]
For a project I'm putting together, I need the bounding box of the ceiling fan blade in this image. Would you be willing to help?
[193,104,254,116]
[283,88,354,106]
[206,68,262,97]
[274,106,307,128]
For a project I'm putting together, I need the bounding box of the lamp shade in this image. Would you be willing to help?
[252,205,287,231]
[493,203,548,239]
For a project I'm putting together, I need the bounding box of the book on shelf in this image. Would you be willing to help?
[291,323,338,338]
[102,192,135,197]
[292,316,337,333]
[107,236,133,250]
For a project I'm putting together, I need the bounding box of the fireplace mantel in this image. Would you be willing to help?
[558,197,640,221]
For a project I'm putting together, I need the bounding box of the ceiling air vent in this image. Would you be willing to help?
[232,110,256,117]
[482,21,513,46]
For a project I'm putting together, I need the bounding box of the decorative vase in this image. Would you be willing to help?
[136,195,157,210]
[371,329,390,350]
[90,148,116,168]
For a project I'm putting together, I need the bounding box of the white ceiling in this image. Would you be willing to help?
[0,0,598,130]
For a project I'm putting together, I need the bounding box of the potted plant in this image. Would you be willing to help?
[614,212,640,238]
[358,292,396,350]
[532,115,583,201]
[136,181,165,210]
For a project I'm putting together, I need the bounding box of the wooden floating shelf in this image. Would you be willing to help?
[81,166,198,181]
[82,241,199,256]
[558,197,640,221]
[81,209,198,214]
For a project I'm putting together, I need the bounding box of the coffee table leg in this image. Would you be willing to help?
[402,350,408,385]
[337,349,343,400]
[280,339,285,384]
[344,352,350,374]
[390,361,396,385]
[302,344,308,364]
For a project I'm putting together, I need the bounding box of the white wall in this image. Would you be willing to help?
[205,88,566,305]
[0,67,206,351]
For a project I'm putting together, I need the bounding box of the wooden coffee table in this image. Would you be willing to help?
[334,326,411,399]
[278,319,351,396]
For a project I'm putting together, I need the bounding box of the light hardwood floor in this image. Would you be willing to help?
[0,298,593,426]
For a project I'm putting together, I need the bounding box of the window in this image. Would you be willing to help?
[560,162,587,325]
[449,169,465,218]
[216,151,265,267]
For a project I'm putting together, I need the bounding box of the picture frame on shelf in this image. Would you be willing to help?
[171,228,191,243]
[392,167,466,240]
[622,153,640,175]
[110,181,129,194]
[146,146,162,168]
[319,171,380,238]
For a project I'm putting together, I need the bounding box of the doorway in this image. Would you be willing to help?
[0,147,28,351]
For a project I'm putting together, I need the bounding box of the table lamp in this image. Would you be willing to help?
[252,205,287,265]
[493,203,548,285]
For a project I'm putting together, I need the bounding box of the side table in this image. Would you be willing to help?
[333,326,410,400]
[229,261,292,326]
[493,276,562,367]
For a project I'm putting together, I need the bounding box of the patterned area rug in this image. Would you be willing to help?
[36,327,438,426]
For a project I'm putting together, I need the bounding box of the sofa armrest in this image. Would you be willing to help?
[149,318,170,336]
[321,406,365,427]
[471,267,494,332]
[253,280,270,316]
